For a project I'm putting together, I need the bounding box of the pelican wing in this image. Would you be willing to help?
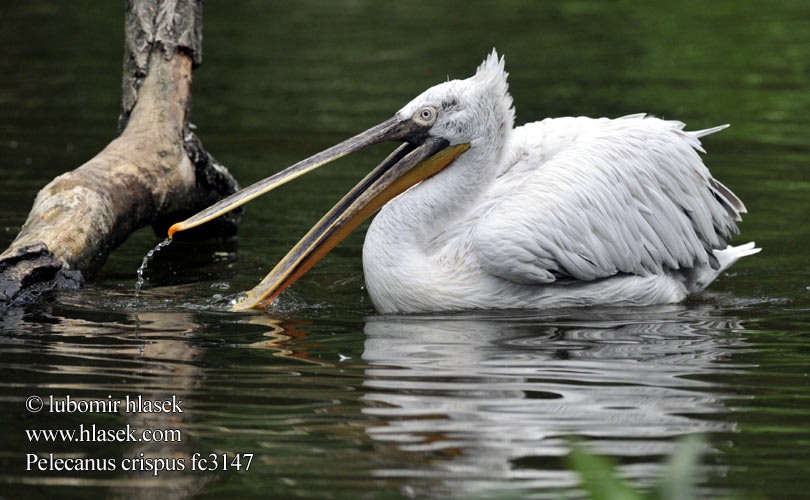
[472,115,745,285]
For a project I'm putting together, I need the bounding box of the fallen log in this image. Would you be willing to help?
[0,0,240,307]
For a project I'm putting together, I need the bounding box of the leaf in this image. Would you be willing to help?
[656,435,705,500]
[566,442,645,500]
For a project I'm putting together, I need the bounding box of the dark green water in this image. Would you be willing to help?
[1,1,809,499]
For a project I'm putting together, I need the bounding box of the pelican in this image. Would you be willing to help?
[169,50,759,313]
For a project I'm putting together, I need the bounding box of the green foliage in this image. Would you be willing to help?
[566,435,706,500]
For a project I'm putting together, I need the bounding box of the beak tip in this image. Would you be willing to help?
[229,295,258,312]
[167,222,182,239]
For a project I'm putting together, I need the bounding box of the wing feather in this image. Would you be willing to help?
[473,115,741,286]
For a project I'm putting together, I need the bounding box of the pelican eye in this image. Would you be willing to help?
[413,106,437,126]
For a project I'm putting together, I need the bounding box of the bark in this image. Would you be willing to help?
[0,0,240,308]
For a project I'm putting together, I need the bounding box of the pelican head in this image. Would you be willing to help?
[397,50,514,158]
[168,50,513,310]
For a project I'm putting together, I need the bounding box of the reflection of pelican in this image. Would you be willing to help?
[360,308,740,493]
[170,50,757,313]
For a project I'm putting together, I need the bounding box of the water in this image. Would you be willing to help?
[1,1,810,499]
[134,238,173,303]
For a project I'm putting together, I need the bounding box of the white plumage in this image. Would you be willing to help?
[362,50,758,313]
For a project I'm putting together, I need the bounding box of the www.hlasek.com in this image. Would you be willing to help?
[27,424,181,443]
[24,394,253,476]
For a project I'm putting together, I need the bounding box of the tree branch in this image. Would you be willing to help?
[0,0,240,308]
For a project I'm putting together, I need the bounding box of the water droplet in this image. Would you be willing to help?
[134,237,173,305]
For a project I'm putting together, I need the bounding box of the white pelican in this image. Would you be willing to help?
[169,50,758,313]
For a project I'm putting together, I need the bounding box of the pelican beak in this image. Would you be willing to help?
[230,137,470,311]
[166,115,469,311]
[169,116,424,237]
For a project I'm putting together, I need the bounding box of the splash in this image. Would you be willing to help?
[134,237,173,304]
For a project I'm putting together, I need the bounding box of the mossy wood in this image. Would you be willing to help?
[0,0,240,306]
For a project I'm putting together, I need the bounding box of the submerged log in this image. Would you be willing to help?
[0,0,240,307]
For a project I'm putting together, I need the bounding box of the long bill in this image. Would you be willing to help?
[230,138,470,311]
[168,117,422,237]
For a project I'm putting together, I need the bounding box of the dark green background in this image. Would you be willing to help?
[1,1,808,498]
